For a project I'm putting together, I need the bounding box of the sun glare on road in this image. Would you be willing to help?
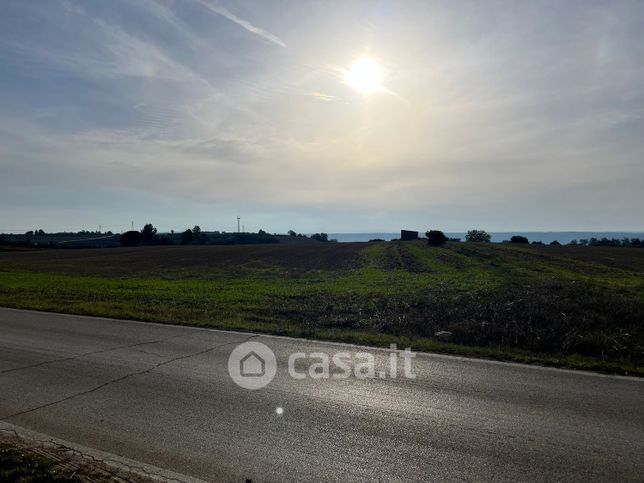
[345,57,384,94]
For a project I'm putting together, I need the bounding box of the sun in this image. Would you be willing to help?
[345,58,384,94]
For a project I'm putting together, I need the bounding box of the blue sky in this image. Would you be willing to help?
[1,0,643,234]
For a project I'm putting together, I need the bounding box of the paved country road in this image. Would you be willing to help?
[0,308,642,482]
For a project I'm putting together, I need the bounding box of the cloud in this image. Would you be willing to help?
[194,0,286,48]
[306,92,339,101]
[1,0,643,232]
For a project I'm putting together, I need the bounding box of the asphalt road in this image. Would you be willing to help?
[0,308,642,482]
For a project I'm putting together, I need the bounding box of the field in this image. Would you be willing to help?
[0,241,642,374]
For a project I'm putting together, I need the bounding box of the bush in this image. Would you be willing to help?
[310,233,329,242]
[426,230,447,246]
[550,240,561,245]
[510,235,529,243]
[465,230,491,243]
[120,231,143,247]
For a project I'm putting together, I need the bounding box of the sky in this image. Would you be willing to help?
[1,0,643,234]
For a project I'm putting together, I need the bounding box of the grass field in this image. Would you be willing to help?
[0,241,642,375]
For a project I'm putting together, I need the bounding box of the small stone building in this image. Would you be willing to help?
[400,230,419,241]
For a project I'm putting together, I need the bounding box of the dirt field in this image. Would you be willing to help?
[0,243,365,277]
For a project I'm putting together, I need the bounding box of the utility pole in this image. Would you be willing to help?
[237,216,240,233]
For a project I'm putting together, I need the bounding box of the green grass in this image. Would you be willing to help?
[0,241,642,375]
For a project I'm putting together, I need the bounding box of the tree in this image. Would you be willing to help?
[426,230,447,246]
[141,224,158,245]
[550,240,560,245]
[310,233,329,242]
[465,230,491,243]
[120,230,143,247]
[191,225,209,244]
[180,229,193,245]
[510,235,529,244]
[288,230,297,237]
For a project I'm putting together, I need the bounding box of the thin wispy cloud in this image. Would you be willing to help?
[193,0,286,48]
[305,92,338,101]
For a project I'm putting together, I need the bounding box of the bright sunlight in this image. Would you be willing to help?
[345,57,384,94]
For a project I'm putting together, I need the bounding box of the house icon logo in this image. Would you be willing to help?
[228,341,276,389]
[240,351,265,377]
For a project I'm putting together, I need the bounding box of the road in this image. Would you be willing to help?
[0,308,642,481]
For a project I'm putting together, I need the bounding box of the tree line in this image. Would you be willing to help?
[423,230,644,247]
[119,224,334,246]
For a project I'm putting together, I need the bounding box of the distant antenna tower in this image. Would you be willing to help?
[131,220,134,230]
[237,216,240,233]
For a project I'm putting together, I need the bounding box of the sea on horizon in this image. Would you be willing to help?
[327,232,644,244]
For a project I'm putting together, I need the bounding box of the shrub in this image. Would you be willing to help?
[120,231,143,247]
[510,235,529,244]
[465,230,491,243]
[426,230,447,246]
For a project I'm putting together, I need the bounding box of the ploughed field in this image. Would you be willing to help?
[0,241,642,374]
